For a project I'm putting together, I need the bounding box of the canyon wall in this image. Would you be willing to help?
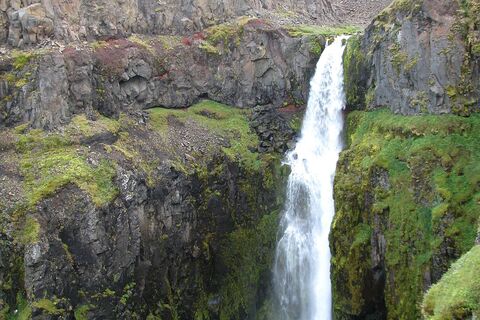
[332,0,480,319]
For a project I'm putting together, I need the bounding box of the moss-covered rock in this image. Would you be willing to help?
[332,109,480,319]
[1,98,291,319]
[422,245,480,320]
[342,0,480,115]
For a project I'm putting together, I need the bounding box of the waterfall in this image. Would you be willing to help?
[273,36,348,320]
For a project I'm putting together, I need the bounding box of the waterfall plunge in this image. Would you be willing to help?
[273,36,348,320]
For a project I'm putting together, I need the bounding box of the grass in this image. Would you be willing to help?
[6,294,32,320]
[148,100,261,171]
[285,25,362,37]
[332,109,480,318]
[16,128,118,209]
[74,304,94,320]
[16,216,40,245]
[198,17,255,54]
[66,114,121,137]
[422,245,480,319]
[32,299,64,315]
[11,51,35,70]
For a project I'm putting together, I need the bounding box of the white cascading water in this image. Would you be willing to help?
[273,36,348,320]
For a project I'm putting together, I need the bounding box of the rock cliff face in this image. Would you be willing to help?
[0,0,331,47]
[332,0,480,319]
[343,0,480,115]
[0,99,298,319]
[0,18,320,129]
[0,0,394,48]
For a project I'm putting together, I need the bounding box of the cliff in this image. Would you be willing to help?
[343,0,479,115]
[0,98,299,319]
[332,0,480,319]
[0,5,340,318]
[0,18,323,129]
[0,0,390,48]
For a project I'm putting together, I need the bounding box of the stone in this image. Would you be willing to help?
[344,0,479,115]
[0,22,318,129]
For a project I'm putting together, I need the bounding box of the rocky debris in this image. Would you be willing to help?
[344,0,480,115]
[334,0,393,27]
[0,0,393,48]
[0,21,319,129]
[250,104,298,153]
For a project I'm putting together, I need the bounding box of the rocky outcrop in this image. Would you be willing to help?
[250,104,302,153]
[0,0,395,48]
[0,98,295,319]
[0,19,320,129]
[331,109,480,319]
[343,0,480,115]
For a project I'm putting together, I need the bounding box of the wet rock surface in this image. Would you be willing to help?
[250,104,300,153]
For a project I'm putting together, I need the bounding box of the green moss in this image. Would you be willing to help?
[332,109,480,319]
[343,35,368,109]
[17,129,118,208]
[196,210,281,320]
[32,299,64,316]
[148,100,260,171]
[199,17,254,54]
[375,0,422,25]
[67,114,121,137]
[128,35,155,54]
[308,38,324,56]
[11,51,34,70]
[352,224,372,248]
[422,245,480,319]
[17,216,40,245]
[472,43,480,55]
[285,25,361,37]
[156,35,182,51]
[198,41,220,55]
[389,43,409,74]
[74,304,94,320]
[205,23,240,45]
[8,294,32,320]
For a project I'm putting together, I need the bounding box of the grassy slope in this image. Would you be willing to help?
[332,109,480,319]
[422,245,480,319]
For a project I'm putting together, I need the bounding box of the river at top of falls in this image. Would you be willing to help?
[272,36,349,320]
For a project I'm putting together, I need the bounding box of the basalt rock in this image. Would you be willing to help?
[0,0,393,47]
[250,104,300,153]
[332,109,480,319]
[0,20,320,129]
[343,0,480,115]
[0,100,290,319]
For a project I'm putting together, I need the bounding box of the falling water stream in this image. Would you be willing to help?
[273,36,348,320]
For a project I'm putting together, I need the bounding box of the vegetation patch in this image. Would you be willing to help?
[74,304,94,320]
[194,210,281,320]
[5,294,32,320]
[32,298,65,315]
[343,35,368,109]
[422,245,480,319]
[16,128,118,208]
[148,100,260,171]
[332,109,480,319]
[285,25,361,38]
[198,17,257,54]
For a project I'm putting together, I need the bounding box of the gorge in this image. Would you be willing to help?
[273,36,347,320]
[0,0,479,319]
